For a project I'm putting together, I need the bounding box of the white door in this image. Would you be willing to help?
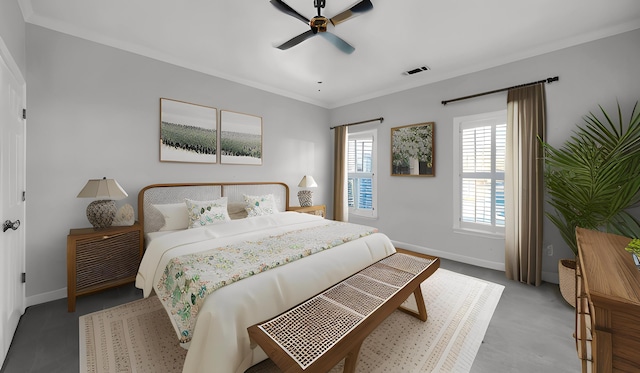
[0,47,26,366]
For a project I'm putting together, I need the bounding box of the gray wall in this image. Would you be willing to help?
[331,28,640,283]
[25,25,331,304]
[12,16,640,303]
[0,0,26,77]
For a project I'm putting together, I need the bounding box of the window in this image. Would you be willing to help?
[347,130,377,218]
[453,110,506,236]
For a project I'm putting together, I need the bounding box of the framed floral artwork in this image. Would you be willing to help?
[391,122,435,176]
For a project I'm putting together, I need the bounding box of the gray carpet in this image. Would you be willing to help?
[1,258,579,373]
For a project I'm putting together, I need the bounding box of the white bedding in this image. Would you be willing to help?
[135,212,396,373]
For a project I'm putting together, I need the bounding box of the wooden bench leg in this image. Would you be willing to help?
[398,286,428,322]
[343,340,363,373]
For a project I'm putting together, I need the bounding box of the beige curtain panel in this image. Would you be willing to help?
[505,83,546,285]
[333,126,348,222]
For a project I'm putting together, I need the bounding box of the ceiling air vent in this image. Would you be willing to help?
[403,66,430,76]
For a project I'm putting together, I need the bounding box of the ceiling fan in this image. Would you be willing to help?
[270,0,373,54]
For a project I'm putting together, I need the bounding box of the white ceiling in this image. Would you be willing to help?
[18,0,640,108]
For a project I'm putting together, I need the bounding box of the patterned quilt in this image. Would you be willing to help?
[156,220,378,343]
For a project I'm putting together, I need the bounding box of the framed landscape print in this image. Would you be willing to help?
[391,122,435,176]
[160,98,217,163]
[220,110,262,165]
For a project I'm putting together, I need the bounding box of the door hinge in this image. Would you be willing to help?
[21,273,26,283]
[22,191,26,201]
[22,108,26,120]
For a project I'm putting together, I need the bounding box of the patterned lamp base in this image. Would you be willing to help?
[86,200,117,228]
[297,190,313,207]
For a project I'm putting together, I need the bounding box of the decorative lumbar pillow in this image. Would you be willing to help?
[153,203,190,231]
[144,202,165,232]
[185,197,230,228]
[227,202,249,220]
[112,204,135,226]
[244,194,279,217]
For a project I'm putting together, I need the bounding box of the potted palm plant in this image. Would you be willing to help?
[541,102,640,306]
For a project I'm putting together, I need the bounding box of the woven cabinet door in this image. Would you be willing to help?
[75,230,140,291]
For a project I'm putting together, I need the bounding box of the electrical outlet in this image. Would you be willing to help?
[546,244,554,256]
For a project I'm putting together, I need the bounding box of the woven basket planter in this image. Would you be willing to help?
[558,259,577,308]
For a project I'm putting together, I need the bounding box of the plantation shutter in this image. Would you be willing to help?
[460,122,506,228]
[348,134,374,211]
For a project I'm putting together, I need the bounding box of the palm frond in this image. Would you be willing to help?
[542,101,640,255]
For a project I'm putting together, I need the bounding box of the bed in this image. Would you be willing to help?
[135,182,397,373]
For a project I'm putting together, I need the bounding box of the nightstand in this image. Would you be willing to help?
[67,222,143,312]
[288,205,326,218]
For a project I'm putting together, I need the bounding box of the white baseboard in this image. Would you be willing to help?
[391,240,505,271]
[392,240,561,285]
[542,271,559,285]
[26,287,67,308]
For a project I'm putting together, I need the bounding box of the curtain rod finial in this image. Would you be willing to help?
[547,76,559,83]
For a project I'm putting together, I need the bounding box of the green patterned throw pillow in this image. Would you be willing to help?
[185,197,230,228]
[243,194,278,217]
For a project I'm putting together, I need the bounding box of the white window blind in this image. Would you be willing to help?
[347,130,377,218]
[453,111,506,236]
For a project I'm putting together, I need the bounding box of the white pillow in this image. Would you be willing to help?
[185,197,231,228]
[153,203,189,231]
[227,202,249,220]
[244,194,279,217]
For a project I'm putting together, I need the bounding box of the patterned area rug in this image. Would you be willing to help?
[79,269,503,373]
[79,294,187,373]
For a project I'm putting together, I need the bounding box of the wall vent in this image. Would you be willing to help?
[403,66,430,76]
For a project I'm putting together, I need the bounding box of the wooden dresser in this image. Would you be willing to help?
[575,227,640,372]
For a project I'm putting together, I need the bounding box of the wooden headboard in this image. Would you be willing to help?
[137,182,289,234]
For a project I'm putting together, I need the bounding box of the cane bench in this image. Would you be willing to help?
[247,251,440,373]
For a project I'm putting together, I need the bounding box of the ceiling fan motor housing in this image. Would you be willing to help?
[311,16,328,32]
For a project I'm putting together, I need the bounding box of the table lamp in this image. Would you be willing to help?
[297,175,318,207]
[77,177,128,228]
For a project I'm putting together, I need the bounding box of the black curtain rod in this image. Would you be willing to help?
[330,117,384,130]
[441,76,559,105]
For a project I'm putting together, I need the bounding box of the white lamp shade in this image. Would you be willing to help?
[298,175,318,188]
[77,177,128,200]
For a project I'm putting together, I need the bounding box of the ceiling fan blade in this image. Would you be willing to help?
[318,32,355,54]
[330,0,373,26]
[270,0,309,24]
[276,29,317,50]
